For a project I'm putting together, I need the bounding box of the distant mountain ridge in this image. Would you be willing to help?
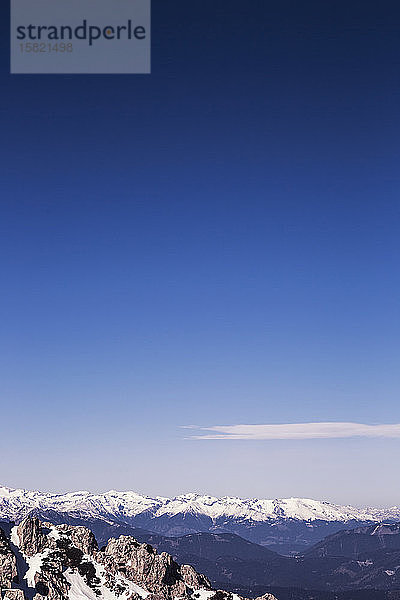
[305,522,400,559]
[1,485,398,524]
[1,486,399,554]
[133,522,400,595]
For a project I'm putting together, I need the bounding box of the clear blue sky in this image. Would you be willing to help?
[0,0,399,505]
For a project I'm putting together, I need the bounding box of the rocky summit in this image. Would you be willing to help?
[0,517,277,600]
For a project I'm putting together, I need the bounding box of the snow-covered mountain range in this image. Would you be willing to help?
[0,485,399,525]
[1,486,399,554]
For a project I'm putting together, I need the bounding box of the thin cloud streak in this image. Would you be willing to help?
[184,422,400,440]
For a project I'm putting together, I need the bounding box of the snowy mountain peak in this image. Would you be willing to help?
[0,485,399,526]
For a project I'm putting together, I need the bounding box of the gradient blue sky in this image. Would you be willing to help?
[0,0,399,505]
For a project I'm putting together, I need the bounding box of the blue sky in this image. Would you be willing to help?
[0,0,399,505]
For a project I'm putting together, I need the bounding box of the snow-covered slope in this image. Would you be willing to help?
[0,485,399,525]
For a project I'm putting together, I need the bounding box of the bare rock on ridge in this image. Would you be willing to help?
[0,527,18,588]
[97,534,211,599]
[16,517,47,557]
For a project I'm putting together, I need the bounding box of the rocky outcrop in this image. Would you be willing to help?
[97,535,211,599]
[56,524,97,556]
[30,550,71,600]
[2,591,25,600]
[16,518,47,557]
[0,518,278,600]
[0,529,18,588]
[180,563,211,589]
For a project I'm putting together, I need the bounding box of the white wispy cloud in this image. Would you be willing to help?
[183,422,400,440]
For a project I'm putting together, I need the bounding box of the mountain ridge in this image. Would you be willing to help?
[2,486,399,555]
[1,486,399,524]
